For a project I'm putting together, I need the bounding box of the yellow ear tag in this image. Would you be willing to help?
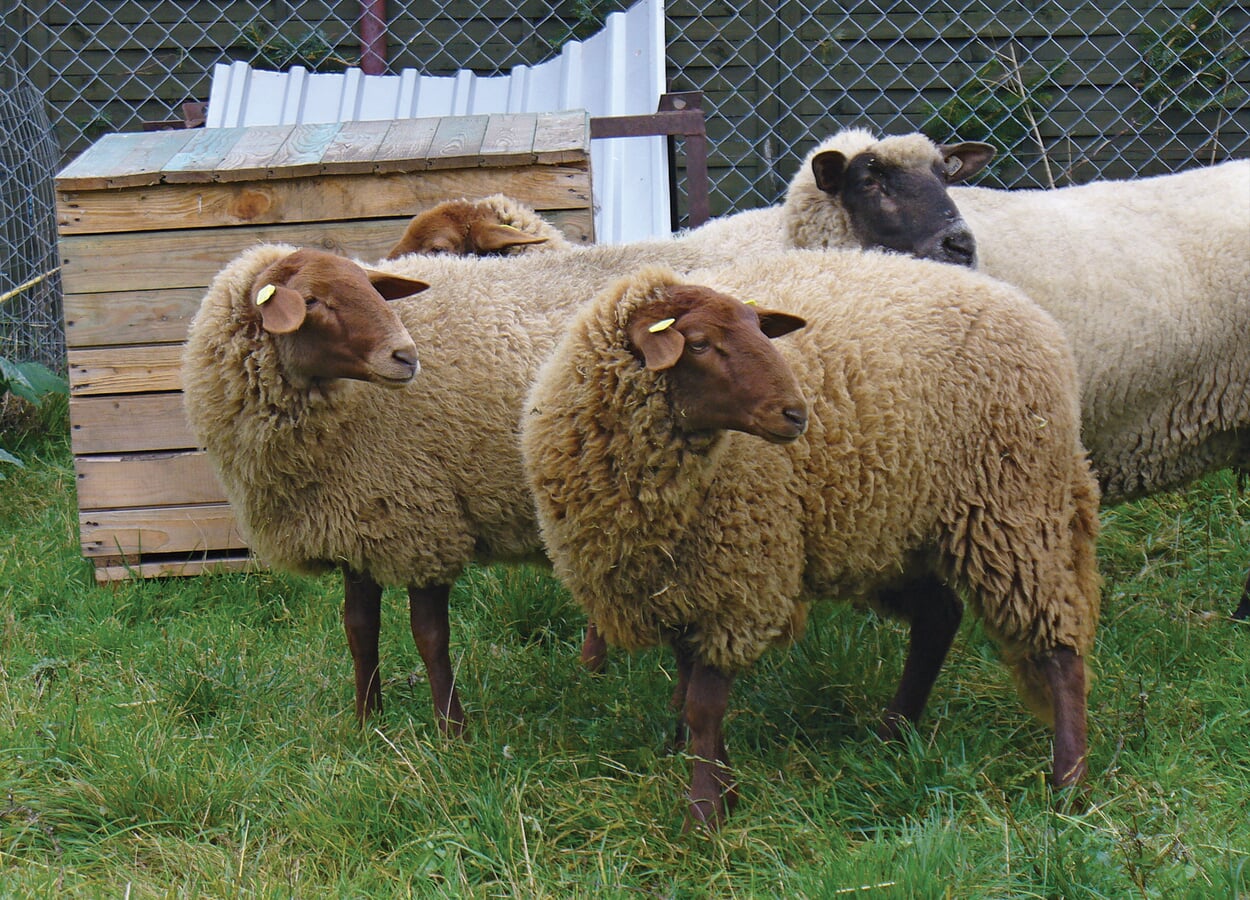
[743,299,757,306]
[256,284,276,306]
[648,317,676,333]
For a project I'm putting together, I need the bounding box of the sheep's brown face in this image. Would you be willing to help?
[251,248,426,388]
[387,200,549,258]
[810,141,994,268]
[628,285,809,444]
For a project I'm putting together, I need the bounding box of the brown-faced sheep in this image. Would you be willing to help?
[784,129,1250,618]
[522,253,1101,830]
[183,230,813,732]
[386,193,573,259]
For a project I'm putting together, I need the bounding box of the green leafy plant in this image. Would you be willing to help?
[924,46,1062,186]
[1140,3,1248,114]
[239,23,354,71]
[1,355,68,478]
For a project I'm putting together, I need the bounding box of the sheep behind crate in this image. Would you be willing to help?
[784,131,1250,617]
[183,232,825,732]
[522,254,1101,830]
[386,193,573,259]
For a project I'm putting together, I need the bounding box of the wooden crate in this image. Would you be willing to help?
[56,112,594,582]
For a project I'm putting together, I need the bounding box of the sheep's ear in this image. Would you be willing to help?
[811,150,850,195]
[757,310,807,339]
[257,284,306,334]
[471,222,549,252]
[627,314,685,371]
[365,272,431,301]
[937,141,996,183]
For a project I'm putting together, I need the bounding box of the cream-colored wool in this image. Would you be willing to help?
[182,233,785,594]
[522,252,1101,719]
[784,130,1250,505]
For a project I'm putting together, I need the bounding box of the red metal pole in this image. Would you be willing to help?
[360,0,388,74]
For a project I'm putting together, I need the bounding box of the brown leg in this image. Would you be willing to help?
[580,621,609,672]
[877,578,963,738]
[1042,646,1088,788]
[408,583,466,737]
[669,641,694,753]
[343,567,383,724]
[682,660,736,831]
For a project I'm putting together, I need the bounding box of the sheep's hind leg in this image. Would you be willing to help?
[876,577,963,739]
[669,639,694,753]
[682,660,738,831]
[1042,646,1088,788]
[408,583,467,737]
[343,567,384,724]
[1232,571,1250,621]
[580,621,609,672]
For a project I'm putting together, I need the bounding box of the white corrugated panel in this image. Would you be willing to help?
[205,0,669,244]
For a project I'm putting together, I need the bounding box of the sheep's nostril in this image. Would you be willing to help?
[784,407,808,433]
[393,345,420,375]
[941,230,976,268]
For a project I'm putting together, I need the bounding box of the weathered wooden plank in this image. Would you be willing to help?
[161,126,249,182]
[266,122,344,176]
[54,129,198,190]
[427,114,491,170]
[63,287,204,347]
[212,123,296,182]
[479,113,539,166]
[70,393,196,454]
[69,344,185,396]
[80,502,245,558]
[57,165,592,235]
[319,119,395,174]
[91,553,258,583]
[532,111,592,164]
[75,450,227,509]
[373,118,439,172]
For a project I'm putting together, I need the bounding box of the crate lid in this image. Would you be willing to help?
[54,111,590,191]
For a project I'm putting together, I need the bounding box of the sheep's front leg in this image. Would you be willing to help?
[1042,646,1087,788]
[1232,571,1250,621]
[683,660,737,831]
[342,567,384,723]
[669,640,694,753]
[878,578,963,738]
[408,583,466,737]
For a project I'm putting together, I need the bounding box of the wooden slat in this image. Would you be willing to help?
[57,165,593,235]
[371,118,439,173]
[212,124,297,182]
[92,554,258,583]
[64,286,203,346]
[479,114,540,166]
[55,129,198,190]
[161,126,249,182]
[69,345,184,395]
[70,393,195,453]
[80,502,245,557]
[75,450,226,509]
[266,122,344,177]
[427,114,491,170]
[532,111,593,164]
[319,119,394,174]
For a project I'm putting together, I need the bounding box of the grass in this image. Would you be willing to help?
[2,413,1247,898]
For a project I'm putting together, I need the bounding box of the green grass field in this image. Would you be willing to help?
[2,409,1248,898]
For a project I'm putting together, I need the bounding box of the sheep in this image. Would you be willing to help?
[784,129,1250,618]
[521,253,1101,829]
[386,193,573,259]
[183,229,815,733]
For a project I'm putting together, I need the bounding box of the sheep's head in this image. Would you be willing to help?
[808,135,994,267]
[386,198,550,259]
[626,284,809,444]
[249,248,427,389]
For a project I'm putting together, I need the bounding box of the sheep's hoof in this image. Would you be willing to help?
[683,796,725,833]
[1231,597,1250,621]
[876,710,911,742]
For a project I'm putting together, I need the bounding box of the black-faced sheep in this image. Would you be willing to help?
[183,231,821,732]
[521,253,1101,829]
[784,129,1250,618]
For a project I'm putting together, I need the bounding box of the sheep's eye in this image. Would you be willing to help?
[687,338,711,354]
[305,295,320,308]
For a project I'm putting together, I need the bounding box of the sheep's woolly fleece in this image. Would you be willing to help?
[784,133,1250,505]
[181,232,790,591]
[783,127,952,251]
[523,252,1101,719]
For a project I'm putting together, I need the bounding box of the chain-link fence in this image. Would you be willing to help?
[1,1,1247,362]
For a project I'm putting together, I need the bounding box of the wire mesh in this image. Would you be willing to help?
[0,1,1246,362]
